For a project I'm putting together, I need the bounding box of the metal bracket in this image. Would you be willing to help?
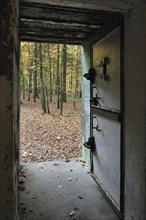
[90,93,101,106]
[93,125,101,132]
[83,136,96,152]
[92,116,101,132]
[83,68,96,84]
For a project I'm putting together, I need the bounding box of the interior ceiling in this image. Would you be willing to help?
[20,0,123,45]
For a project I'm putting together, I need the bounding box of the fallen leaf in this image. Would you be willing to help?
[53,163,59,166]
[67,177,73,182]
[69,210,76,217]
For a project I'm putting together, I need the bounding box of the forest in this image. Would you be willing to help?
[20,42,82,114]
[20,43,82,163]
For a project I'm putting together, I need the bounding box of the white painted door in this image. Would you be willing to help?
[91,28,121,211]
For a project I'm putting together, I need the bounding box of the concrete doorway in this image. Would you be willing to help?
[19,40,120,219]
[1,1,145,220]
[18,3,123,219]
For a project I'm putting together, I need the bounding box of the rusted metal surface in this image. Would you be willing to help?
[20,0,122,44]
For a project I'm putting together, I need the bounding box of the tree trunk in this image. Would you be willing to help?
[62,44,67,102]
[47,44,53,103]
[70,72,73,96]
[60,46,63,115]
[28,69,32,101]
[39,43,46,113]
[74,46,80,99]
[27,43,33,101]
[45,86,51,114]
[33,42,39,102]
[56,44,60,109]
[21,59,25,100]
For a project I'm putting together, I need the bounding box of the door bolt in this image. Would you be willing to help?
[93,125,101,132]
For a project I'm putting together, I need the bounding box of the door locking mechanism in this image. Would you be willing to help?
[90,93,101,106]
[99,57,110,81]
[92,116,101,132]
[83,136,96,152]
[83,68,96,84]
[93,125,101,132]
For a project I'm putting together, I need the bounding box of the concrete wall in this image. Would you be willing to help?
[82,46,91,168]
[124,1,146,219]
[0,1,145,220]
[0,0,19,219]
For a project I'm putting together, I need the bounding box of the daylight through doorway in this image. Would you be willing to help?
[20,43,83,164]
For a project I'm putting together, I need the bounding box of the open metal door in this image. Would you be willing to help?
[84,27,122,212]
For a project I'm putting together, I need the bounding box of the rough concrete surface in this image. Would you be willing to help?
[19,159,120,220]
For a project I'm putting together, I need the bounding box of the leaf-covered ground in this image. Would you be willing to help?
[20,100,82,163]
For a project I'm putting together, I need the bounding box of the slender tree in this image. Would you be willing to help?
[33,42,39,102]
[74,46,80,99]
[56,44,60,109]
[45,86,51,113]
[62,44,67,102]
[39,43,46,113]
[21,58,25,100]
[47,44,53,102]
[28,69,32,101]
[27,43,33,101]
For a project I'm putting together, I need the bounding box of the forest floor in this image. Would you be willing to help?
[20,98,82,164]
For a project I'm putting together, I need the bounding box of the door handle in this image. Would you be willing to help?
[83,136,96,152]
[99,57,110,81]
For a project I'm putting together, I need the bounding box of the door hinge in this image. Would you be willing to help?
[83,68,96,84]
[84,136,96,152]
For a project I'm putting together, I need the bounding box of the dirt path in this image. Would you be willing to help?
[20,100,82,163]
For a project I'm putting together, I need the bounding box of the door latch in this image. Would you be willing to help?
[83,136,96,152]
[92,116,101,132]
[93,125,101,132]
[90,93,101,106]
[83,68,96,84]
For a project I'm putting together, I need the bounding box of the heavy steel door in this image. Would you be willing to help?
[85,27,121,211]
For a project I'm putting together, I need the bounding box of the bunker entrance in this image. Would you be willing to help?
[19,2,123,219]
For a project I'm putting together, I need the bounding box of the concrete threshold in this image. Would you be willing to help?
[19,159,120,220]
